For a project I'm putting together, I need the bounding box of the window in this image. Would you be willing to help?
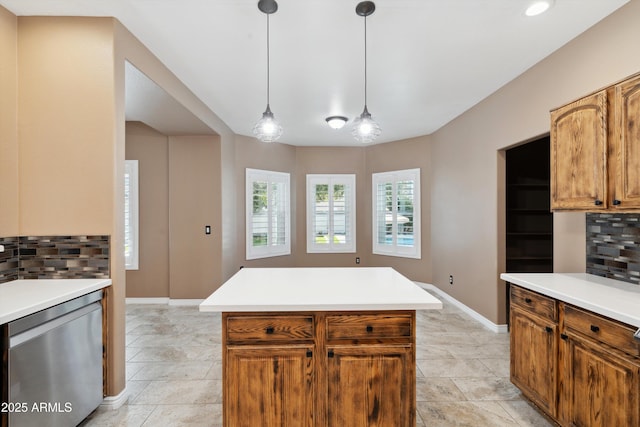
[372,168,421,259]
[124,160,139,270]
[307,174,356,253]
[246,168,291,260]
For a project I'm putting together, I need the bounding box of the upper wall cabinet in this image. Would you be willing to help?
[550,73,640,212]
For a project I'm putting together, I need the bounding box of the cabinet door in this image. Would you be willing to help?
[551,90,608,210]
[326,345,414,427]
[510,306,558,417]
[225,345,314,427]
[563,334,640,427]
[612,75,640,209]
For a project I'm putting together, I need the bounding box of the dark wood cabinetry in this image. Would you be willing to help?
[510,285,640,427]
[550,72,640,212]
[222,310,416,427]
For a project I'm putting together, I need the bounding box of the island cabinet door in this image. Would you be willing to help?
[325,344,415,427]
[560,333,640,427]
[225,345,315,427]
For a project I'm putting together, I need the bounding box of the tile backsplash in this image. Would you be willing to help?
[586,213,640,284]
[0,235,109,283]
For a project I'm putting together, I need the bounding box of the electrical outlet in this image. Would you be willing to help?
[449,275,454,285]
[355,257,360,264]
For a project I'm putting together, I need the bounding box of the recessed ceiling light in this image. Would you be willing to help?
[525,0,554,17]
[326,116,348,129]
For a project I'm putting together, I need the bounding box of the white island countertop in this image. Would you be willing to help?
[0,278,112,324]
[501,272,640,328]
[200,267,442,312]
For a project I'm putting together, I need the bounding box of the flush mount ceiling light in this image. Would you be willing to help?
[352,1,381,144]
[252,0,283,143]
[326,116,348,129]
[525,0,554,17]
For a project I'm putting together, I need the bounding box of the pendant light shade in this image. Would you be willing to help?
[253,0,282,143]
[352,1,380,144]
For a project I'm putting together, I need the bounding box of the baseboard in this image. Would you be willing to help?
[125,297,169,304]
[168,299,204,306]
[415,282,509,334]
[125,297,203,306]
[100,387,128,410]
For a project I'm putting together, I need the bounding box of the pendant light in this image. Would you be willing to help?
[253,0,283,143]
[352,1,381,144]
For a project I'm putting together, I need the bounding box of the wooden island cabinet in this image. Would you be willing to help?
[503,273,640,427]
[201,268,442,427]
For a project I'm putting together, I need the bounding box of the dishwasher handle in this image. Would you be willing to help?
[9,302,102,348]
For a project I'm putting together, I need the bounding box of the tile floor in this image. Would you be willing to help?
[81,291,555,426]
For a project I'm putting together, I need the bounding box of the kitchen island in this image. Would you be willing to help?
[200,267,442,427]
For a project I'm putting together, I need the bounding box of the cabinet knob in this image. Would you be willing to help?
[366,325,374,333]
[545,326,553,333]
[594,199,603,206]
[525,298,532,304]
[265,326,275,334]
[613,199,621,206]
[328,350,334,358]
[306,350,313,358]
[560,333,568,341]
[590,325,600,333]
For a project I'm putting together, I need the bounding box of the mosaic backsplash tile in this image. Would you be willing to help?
[0,236,19,284]
[586,213,640,284]
[0,235,110,281]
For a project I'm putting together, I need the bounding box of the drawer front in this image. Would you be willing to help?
[510,285,558,322]
[326,313,413,341]
[226,315,314,343]
[563,305,640,358]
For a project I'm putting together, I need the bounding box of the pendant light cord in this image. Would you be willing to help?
[364,14,368,108]
[266,13,271,107]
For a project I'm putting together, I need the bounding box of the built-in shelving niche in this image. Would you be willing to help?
[506,137,553,273]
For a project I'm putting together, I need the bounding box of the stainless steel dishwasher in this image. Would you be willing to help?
[7,290,103,427]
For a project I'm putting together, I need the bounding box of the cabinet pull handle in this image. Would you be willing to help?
[265,326,275,334]
[366,325,374,333]
[560,333,568,341]
[613,199,621,206]
[328,350,334,358]
[545,326,553,333]
[594,199,603,206]
[525,298,532,304]
[590,325,600,333]
[306,350,313,358]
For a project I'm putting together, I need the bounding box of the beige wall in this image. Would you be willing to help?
[366,137,432,282]
[169,135,222,298]
[0,6,18,236]
[233,135,297,268]
[430,0,640,325]
[125,122,170,297]
[15,15,125,394]
[294,146,368,268]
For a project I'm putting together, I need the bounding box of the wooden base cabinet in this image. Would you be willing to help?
[222,311,416,427]
[510,285,640,427]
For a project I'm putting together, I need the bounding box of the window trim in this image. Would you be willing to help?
[246,168,291,260]
[372,168,421,259]
[124,160,139,270]
[306,174,356,253]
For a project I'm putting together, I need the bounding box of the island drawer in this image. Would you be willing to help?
[325,312,413,341]
[563,304,640,357]
[225,314,314,343]
[510,285,557,322]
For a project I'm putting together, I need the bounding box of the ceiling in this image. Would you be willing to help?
[0,0,630,146]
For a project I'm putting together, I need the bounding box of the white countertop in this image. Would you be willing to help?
[0,278,112,324]
[501,273,640,328]
[200,267,442,312]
